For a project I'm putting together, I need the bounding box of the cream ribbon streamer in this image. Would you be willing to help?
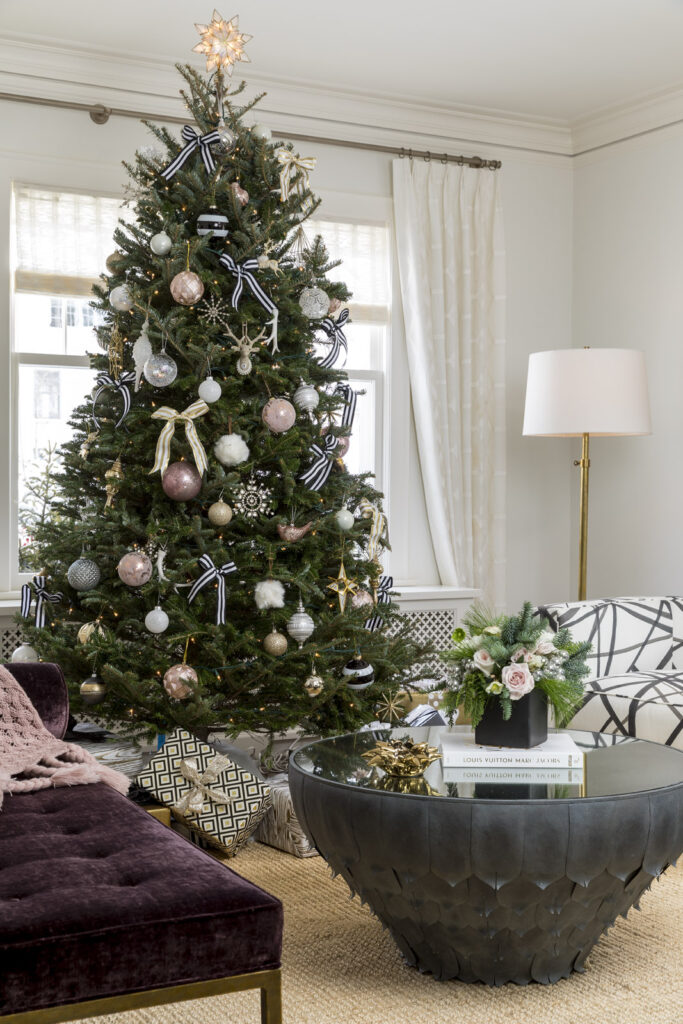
[276,149,317,201]
[359,498,388,561]
[173,755,234,816]
[149,400,209,476]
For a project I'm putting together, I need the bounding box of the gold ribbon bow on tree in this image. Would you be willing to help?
[149,399,209,476]
[173,755,234,816]
[276,149,317,201]
[358,498,388,562]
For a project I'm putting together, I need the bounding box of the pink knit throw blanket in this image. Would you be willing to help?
[0,665,129,811]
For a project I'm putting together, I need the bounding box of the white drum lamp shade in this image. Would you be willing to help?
[523,348,651,437]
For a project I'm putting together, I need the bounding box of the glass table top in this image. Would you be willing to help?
[292,726,683,801]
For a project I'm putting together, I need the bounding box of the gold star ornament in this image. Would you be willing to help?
[193,11,252,73]
[327,559,358,614]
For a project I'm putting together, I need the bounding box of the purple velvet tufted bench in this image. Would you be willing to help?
[0,663,283,1024]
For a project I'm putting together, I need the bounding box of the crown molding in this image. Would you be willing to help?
[0,35,573,159]
[572,83,683,157]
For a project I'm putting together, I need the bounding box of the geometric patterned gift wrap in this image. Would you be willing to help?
[135,729,271,857]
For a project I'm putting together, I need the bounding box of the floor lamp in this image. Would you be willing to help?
[522,348,651,601]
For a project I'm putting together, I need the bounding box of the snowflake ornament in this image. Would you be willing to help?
[233,476,273,519]
[193,11,252,74]
[198,294,232,329]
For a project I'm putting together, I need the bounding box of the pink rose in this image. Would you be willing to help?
[511,647,530,663]
[501,663,535,701]
[473,649,495,675]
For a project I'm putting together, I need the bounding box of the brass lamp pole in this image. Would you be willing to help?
[523,349,651,603]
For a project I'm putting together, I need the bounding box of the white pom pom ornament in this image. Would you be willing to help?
[255,579,285,610]
[214,433,249,467]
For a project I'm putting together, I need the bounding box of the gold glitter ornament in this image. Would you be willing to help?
[263,627,288,656]
[361,737,442,778]
[104,456,124,510]
[80,430,99,460]
[108,325,125,379]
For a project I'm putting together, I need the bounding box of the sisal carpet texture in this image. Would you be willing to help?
[84,844,682,1024]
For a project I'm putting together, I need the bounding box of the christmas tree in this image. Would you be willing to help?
[19,14,428,744]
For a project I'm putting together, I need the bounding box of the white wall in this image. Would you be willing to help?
[0,97,574,607]
[573,126,683,598]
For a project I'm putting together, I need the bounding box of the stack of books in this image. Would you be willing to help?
[439,728,585,798]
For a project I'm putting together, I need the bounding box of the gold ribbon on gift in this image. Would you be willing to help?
[149,400,209,476]
[276,150,317,201]
[358,498,388,562]
[173,755,234,816]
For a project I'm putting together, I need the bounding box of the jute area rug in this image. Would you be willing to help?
[86,844,682,1024]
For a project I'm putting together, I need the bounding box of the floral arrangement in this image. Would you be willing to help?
[440,602,591,727]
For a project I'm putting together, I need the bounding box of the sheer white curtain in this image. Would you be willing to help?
[392,159,506,605]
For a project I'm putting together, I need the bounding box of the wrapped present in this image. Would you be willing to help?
[255,773,318,858]
[135,729,271,856]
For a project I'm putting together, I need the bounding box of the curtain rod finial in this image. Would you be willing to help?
[89,104,111,125]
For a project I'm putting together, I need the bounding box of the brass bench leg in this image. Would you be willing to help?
[261,969,282,1024]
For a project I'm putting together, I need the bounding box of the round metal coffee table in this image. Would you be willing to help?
[289,727,683,985]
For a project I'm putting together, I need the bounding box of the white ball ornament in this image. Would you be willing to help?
[214,433,249,467]
[11,643,39,663]
[145,605,169,634]
[109,284,133,311]
[336,506,355,531]
[255,579,285,611]
[150,231,172,256]
[198,375,222,403]
[252,123,272,140]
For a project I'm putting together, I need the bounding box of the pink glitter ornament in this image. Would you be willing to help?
[162,461,202,501]
[117,550,153,587]
[262,397,296,433]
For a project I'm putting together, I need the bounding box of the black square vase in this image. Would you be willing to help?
[474,688,548,748]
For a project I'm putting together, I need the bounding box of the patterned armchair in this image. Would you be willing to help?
[537,597,683,750]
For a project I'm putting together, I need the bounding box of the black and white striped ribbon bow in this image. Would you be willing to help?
[365,575,393,632]
[92,371,136,429]
[317,309,350,369]
[187,554,237,625]
[218,254,279,351]
[299,434,339,491]
[21,575,62,628]
[333,382,357,429]
[161,125,222,180]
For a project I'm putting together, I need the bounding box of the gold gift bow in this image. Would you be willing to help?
[358,498,388,562]
[173,755,235,815]
[149,399,209,476]
[276,150,317,201]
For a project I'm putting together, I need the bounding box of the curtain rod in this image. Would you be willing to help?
[0,90,502,170]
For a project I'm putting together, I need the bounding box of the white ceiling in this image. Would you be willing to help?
[3,0,683,125]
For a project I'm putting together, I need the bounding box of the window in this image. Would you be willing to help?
[309,219,390,486]
[11,184,125,568]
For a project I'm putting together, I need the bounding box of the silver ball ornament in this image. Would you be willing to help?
[109,284,133,311]
[150,231,172,256]
[67,557,101,591]
[303,667,324,697]
[145,605,169,634]
[286,599,315,648]
[336,506,354,531]
[293,381,319,417]
[163,663,197,700]
[299,286,330,319]
[262,397,296,433]
[215,118,237,154]
[263,628,288,656]
[80,673,106,706]
[342,657,375,690]
[144,351,178,388]
[162,462,203,501]
[11,643,39,663]
[117,550,153,587]
[198,375,222,403]
[208,500,233,526]
[170,270,204,306]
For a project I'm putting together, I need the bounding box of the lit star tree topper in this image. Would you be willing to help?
[193,11,252,74]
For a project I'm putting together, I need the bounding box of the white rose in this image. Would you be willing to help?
[535,630,556,655]
[483,625,501,636]
[473,649,495,675]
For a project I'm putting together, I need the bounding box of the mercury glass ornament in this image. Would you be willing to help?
[163,663,197,700]
[80,673,106,705]
[351,589,374,610]
[162,462,202,501]
[145,605,169,634]
[67,557,101,592]
[106,251,125,274]
[230,181,249,206]
[299,286,330,319]
[262,397,296,433]
[144,351,178,388]
[208,499,233,526]
[263,627,288,656]
[303,667,324,697]
[252,123,272,140]
[170,270,205,306]
[216,117,237,154]
[109,284,133,311]
[198,375,222,403]
[336,506,355,531]
[286,599,314,648]
[77,621,104,644]
[343,657,375,690]
[11,643,39,663]
[197,207,229,238]
[150,231,172,256]
[293,380,319,417]
[117,550,153,587]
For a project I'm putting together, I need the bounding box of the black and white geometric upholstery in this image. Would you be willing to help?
[538,597,683,750]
